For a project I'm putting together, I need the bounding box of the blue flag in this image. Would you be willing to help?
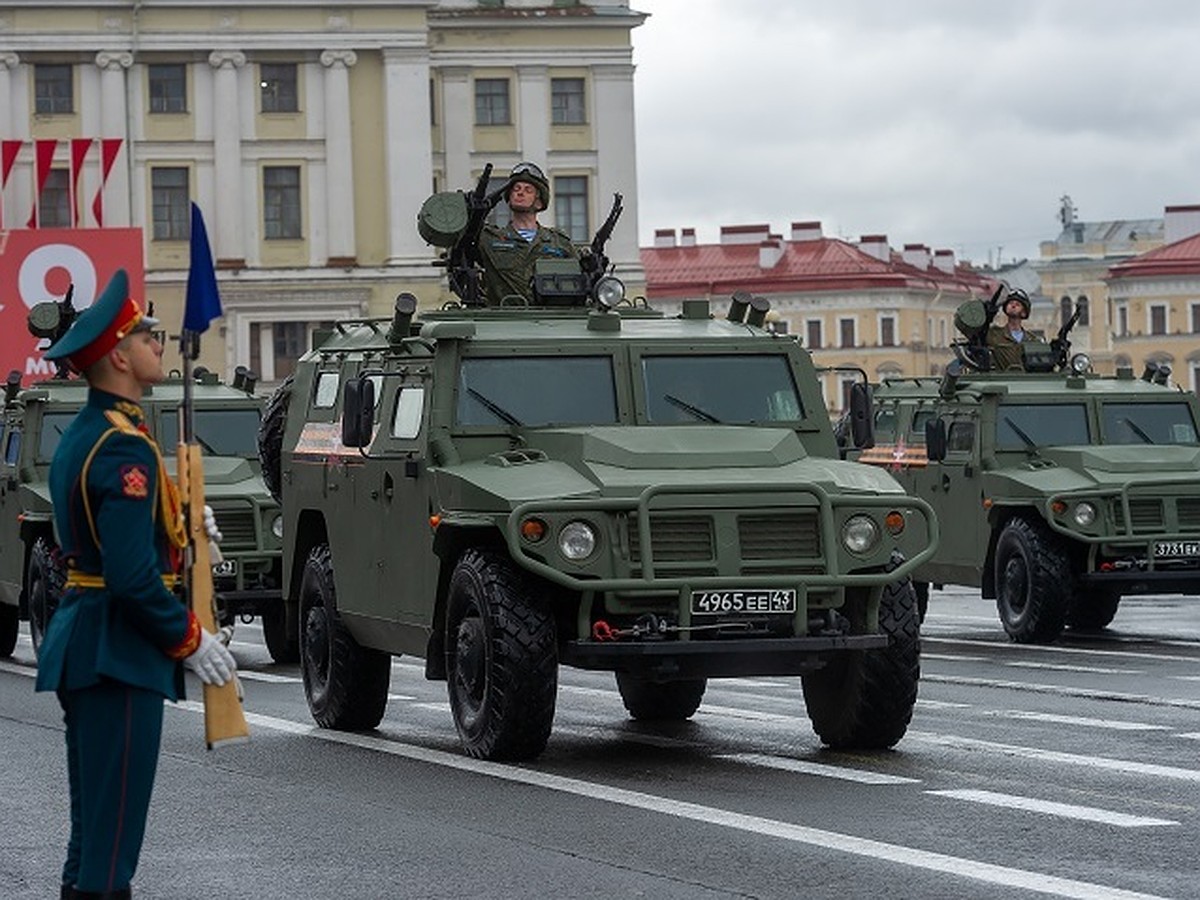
[184,202,222,333]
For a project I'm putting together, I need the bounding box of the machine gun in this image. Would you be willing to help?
[26,284,78,379]
[426,164,507,307]
[1050,301,1083,370]
[951,283,1008,371]
[579,192,623,289]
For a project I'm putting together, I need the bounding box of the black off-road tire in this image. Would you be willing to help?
[0,603,16,658]
[258,373,294,503]
[615,673,706,721]
[801,578,920,750]
[262,603,300,664]
[27,537,66,657]
[299,543,391,730]
[914,580,930,624]
[1066,590,1121,632]
[445,549,558,761]
[994,517,1072,643]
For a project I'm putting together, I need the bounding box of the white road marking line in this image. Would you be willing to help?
[923,653,987,662]
[1178,733,1200,741]
[921,673,1200,711]
[1006,661,1140,675]
[236,671,302,684]
[413,701,451,713]
[980,710,1167,731]
[387,693,416,701]
[908,731,1200,783]
[915,699,972,710]
[926,789,1177,828]
[726,677,793,689]
[1172,675,1200,682]
[720,753,920,785]
[926,636,1200,665]
[169,702,1168,900]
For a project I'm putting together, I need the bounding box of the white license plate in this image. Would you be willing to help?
[691,589,796,615]
[212,559,238,577]
[1154,541,1200,558]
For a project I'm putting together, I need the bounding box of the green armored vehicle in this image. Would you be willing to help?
[262,289,938,761]
[0,368,291,662]
[858,290,1200,643]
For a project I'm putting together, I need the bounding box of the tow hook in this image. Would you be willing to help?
[591,613,753,642]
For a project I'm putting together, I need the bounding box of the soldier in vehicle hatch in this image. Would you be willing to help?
[477,162,580,306]
[986,288,1042,371]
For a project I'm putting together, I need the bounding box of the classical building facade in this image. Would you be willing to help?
[641,223,994,413]
[0,0,645,382]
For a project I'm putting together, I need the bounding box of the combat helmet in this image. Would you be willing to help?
[1006,288,1032,320]
[507,161,550,211]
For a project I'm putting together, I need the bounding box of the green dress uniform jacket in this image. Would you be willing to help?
[477,222,580,307]
[986,325,1044,372]
[36,388,194,699]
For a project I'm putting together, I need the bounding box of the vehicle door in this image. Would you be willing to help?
[912,405,986,584]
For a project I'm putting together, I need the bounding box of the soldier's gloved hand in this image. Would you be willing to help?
[184,629,237,686]
[203,504,225,564]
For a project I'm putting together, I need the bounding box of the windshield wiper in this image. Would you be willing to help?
[1002,416,1039,450]
[467,388,523,426]
[1119,418,1155,444]
[664,393,721,423]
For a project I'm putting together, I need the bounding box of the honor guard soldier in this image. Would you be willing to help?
[34,269,236,900]
[477,161,581,306]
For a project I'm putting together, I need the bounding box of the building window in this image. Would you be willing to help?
[35,64,73,114]
[263,166,301,239]
[879,315,896,347]
[839,317,856,349]
[1149,304,1168,336]
[260,64,298,113]
[554,176,588,242]
[1193,363,1200,394]
[1076,295,1089,326]
[806,319,822,349]
[250,320,334,382]
[429,79,437,126]
[838,375,857,414]
[768,319,789,336]
[39,169,70,228]
[148,64,187,113]
[475,78,510,125]
[152,167,190,240]
[1191,303,1200,334]
[1117,304,1128,337]
[551,78,586,125]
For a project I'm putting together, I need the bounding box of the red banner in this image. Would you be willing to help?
[27,139,58,229]
[0,228,144,380]
[92,138,123,228]
[70,138,93,228]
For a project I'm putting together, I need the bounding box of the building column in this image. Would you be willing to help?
[95,50,133,227]
[592,63,642,283]
[383,47,436,264]
[208,50,246,267]
[320,49,358,265]
[515,65,548,163]
[438,66,471,198]
[0,53,17,229]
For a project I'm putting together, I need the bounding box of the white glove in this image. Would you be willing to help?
[203,504,225,564]
[184,628,237,686]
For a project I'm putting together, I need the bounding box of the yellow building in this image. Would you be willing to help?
[0,1,646,383]
[641,223,995,413]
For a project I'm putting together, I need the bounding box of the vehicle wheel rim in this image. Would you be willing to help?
[1002,556,1028,614]
[304,607,330,689]
[454,614,486,713]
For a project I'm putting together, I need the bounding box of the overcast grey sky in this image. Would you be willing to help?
[629,1,1200,266]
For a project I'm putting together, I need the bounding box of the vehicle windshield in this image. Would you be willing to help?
[641,354,804,424]
[1100,402,1199,446]
[38,411,79,462]
[995,403,1089,449]
[159,408,262,457]
[455,355,618,427]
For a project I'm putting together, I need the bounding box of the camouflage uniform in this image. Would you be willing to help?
[986,325,1045,372]
[477,221,580,307]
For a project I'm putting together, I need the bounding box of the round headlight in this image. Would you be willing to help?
[1073,502,1097,527]
[271,514,284,539]
[1070,353,1091,375]
[558,521,598,561]
[593,276,625,309]
[842,515,879,554]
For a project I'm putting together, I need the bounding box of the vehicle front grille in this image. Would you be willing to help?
[738,513,820,558]
[212,507,258,549]
[627,515,712,563]
[1177,498,1200,531]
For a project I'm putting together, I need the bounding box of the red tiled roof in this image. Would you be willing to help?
[1108,232,1200,280]
[641,237,992,298]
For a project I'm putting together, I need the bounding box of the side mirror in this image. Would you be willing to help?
[341,376,376,448]
[926,418,947,462]
[848,382,875,450]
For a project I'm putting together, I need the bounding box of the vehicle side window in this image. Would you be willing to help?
[391,386,425,440]
[909,408,934,444]
[313,371,340,409]
[947,420,976,453]
[368,375,384,410]
[874,406,897,441]
[4,430,21,466]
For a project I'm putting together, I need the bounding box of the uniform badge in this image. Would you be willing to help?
[120,464,150,498]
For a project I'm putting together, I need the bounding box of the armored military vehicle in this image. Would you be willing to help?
[0,368,291,661]
[262,288,938,761]
[858,290,1200,642]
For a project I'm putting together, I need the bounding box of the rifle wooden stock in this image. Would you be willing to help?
[177,442,250,749]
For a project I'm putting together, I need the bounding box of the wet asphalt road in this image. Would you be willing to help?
[2,586,1198,900]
